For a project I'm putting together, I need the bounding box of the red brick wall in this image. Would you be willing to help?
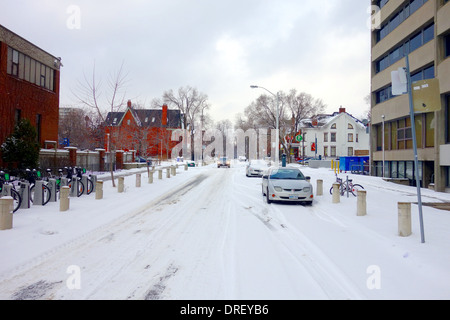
[0,42,60,167]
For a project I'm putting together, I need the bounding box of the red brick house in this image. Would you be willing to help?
[104,101,182,159]
[0,24,61,166]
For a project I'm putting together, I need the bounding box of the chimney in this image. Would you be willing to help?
[127,100,132,108]
[162,105,168,126]
[339,106,346,113]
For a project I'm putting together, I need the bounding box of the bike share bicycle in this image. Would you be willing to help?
[0,171,22,213]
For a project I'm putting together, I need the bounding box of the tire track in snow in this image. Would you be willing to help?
[230,174,365,300]
[0,173,210,300]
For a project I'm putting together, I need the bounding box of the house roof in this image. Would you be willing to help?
[104,108,182,128]
[300,110,367,130]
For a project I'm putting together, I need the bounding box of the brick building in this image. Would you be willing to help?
[0,24,61,166]
[104,101,182,159]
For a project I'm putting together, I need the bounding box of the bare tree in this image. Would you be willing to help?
[239,89,326,162]
[72,62,129,187]
[162,86,210,160]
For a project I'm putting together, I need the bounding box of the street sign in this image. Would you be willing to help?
[296,135,303,142]
[412,78,441,113]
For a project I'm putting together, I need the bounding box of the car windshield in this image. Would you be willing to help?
[269,169,305,180]
[219,157,227,161]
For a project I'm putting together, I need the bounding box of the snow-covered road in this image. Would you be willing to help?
[1,162,449,300]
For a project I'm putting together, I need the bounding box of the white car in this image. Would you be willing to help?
[262,167,313,205]
[246,159,269,177]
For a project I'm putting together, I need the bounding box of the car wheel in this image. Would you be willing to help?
[266,189,272,204]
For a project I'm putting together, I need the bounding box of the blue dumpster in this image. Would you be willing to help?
[339,156,369,173]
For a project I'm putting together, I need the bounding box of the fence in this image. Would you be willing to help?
[39,148,135,172]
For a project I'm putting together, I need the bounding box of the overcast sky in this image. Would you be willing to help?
[1,0,372,123]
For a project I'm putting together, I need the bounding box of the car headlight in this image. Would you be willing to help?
[274,186,283,192]
[303,187,311,192]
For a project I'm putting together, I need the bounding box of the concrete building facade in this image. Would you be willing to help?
[370,0,450,192]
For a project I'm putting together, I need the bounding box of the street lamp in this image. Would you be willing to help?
[250,85,279,165]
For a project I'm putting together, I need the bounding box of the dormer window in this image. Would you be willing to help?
[331,123,337,129]
[348,123,354,129]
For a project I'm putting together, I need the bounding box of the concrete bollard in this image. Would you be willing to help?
[171,166,176,176]
[118,177,124,193]
[398,202,412,237]
[158,169,163,180]
[185,164,188,171]
[316,180,323,196]
[0,197,13,230]
[60,186,70,212]
[19,181,31,209]
[357,190,367,216]
[166,168,171,179]
[136,173,141,188]
[148,171,154,184]
[95,181,103,200]
[332,183,340,204]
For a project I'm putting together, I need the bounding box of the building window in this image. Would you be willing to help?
[331,124,337,129]
[330,146,336,157]
[356,134,359,143]
[446,95,450,144]
[375,23,434,73]
[411,65,435,83]
[376,0,430,43]
[445,34,450,58]
[36,114,42,143]
[348,123,354,129]
[425,113,435,147]
[127,119,131,125]
[375,86,394,104]
[14,109,21,127]
[6,46,56,91]
[397,118,413,149]
[324,146,328,157]
[348,147,353,156]
[330,132,336,142]
[348,133,354,142]
[324,133,328,142]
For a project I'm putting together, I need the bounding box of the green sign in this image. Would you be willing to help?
[296,135,303,142]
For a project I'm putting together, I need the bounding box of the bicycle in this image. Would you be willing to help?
[25,169,52,205]
[329,174,364,197]
[0,171,22,213]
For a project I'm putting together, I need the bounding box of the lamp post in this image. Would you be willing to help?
[250,85,279,165]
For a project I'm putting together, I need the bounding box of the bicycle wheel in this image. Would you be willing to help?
[30,184,51,205]
[11,189,22,213]
[77,180,84,197]
[350,184,364,196]
[86,179,94,195]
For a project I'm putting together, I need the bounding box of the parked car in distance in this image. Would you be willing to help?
[262,167,313,205]
[246,159,269,177]
[217,157,231,168]
[238,156,247,162]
